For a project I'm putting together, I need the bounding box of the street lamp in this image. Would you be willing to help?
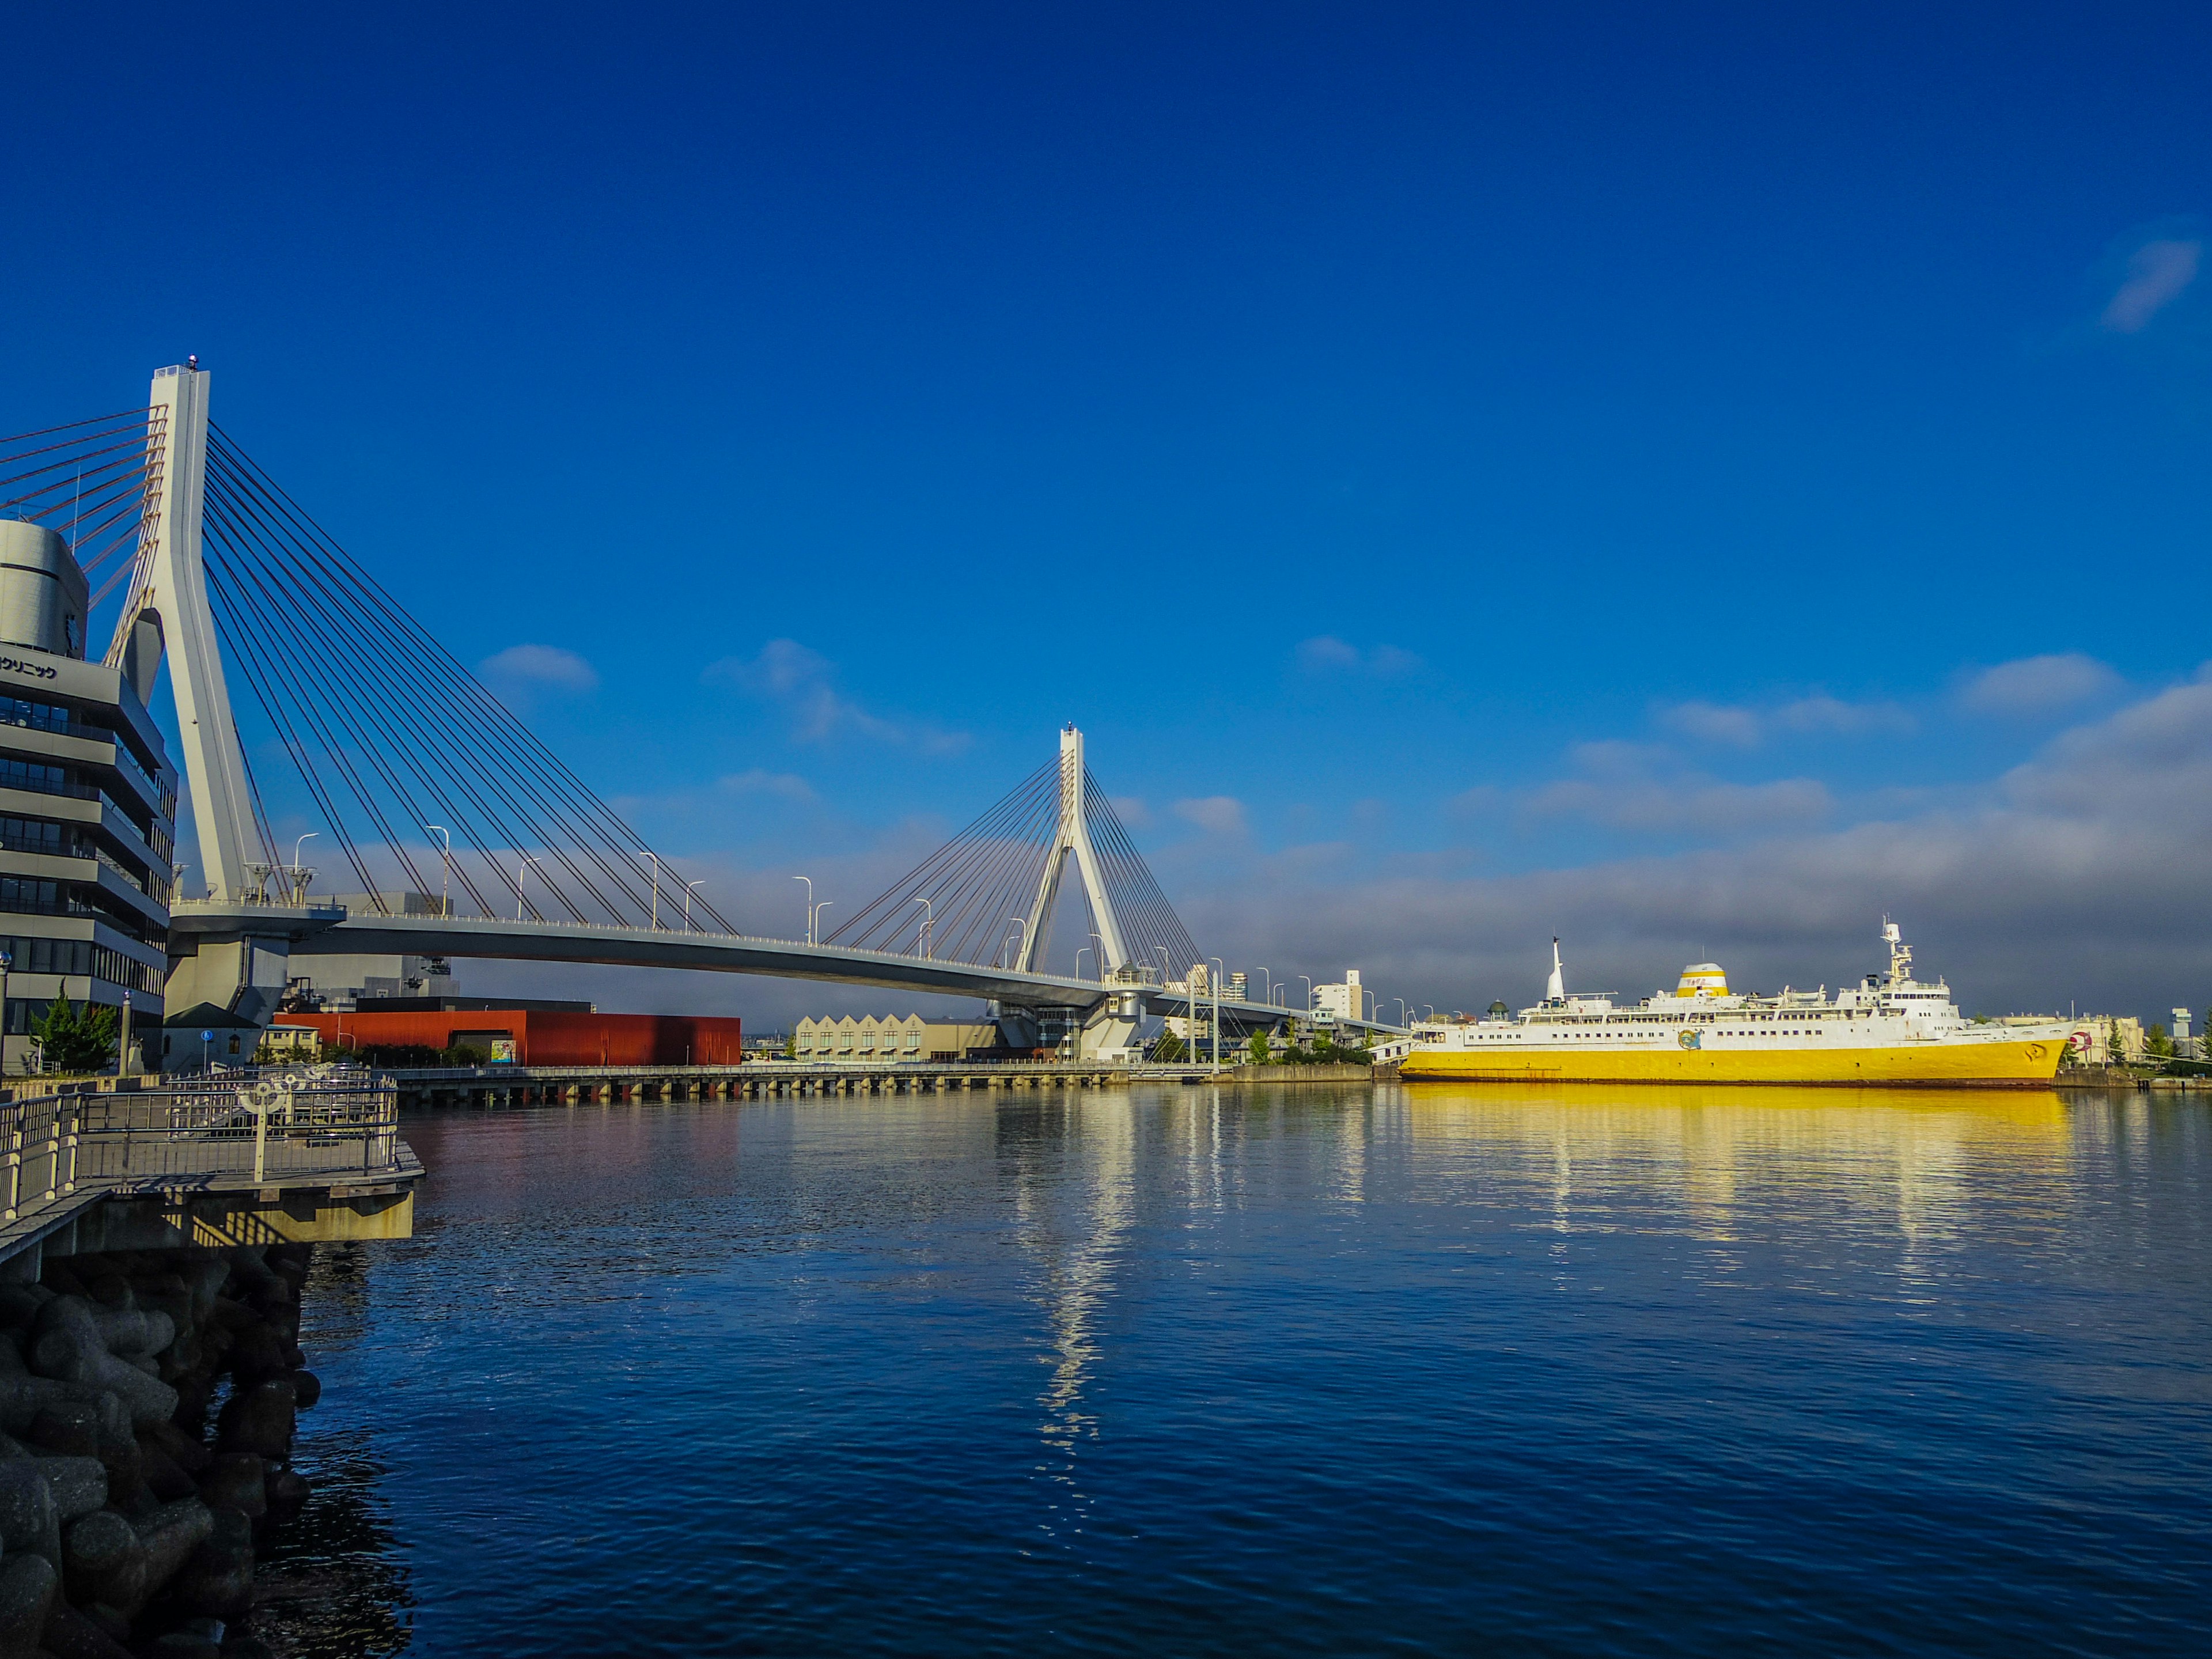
[912,897,933,959]
[682,879,705,932]
[1003,915,1027,968]
[1298,975,1312,1010]
[517,855,543,921]
[814,901,832,941]
[1209,957,1226,1070]
[1075,946,1093,979]
[1256,967,1272,1005]
[425,825,451,916]
[793,876,815,944]
[642,852,661,930]
[289,832,317,905]
[1393,998,1408,1027]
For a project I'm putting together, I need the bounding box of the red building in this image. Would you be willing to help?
[275,1008,742,1066]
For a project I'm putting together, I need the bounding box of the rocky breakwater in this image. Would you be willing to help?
[0,1244,323,1659]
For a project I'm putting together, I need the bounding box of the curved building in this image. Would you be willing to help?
[0,521,176,1072]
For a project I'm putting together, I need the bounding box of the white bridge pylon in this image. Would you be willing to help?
[106,364,264,905]
[1017,725,1130,975]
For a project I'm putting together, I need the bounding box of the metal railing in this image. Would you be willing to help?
[1,1069,402,1218]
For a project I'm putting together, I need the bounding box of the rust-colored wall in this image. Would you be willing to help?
[274,1010,742,1066]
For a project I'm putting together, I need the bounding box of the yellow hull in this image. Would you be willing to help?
[1399,1037,2066,1089]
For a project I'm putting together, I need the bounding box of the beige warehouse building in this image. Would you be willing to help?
[793,1013,1003,1062]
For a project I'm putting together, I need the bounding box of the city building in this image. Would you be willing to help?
[1313,969,1363,1023]
[793,1014,1003,1062]
[273,1007,742,1066]
[281,890,455,1009]
[2059,1016,2144,1065]
[0,520,176,1073]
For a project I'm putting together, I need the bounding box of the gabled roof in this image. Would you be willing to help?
[161,1001,263,1031]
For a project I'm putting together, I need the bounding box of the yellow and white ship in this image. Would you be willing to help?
[1400,924,2072,1088]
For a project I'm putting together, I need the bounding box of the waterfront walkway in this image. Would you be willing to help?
[0,1072,422,1274]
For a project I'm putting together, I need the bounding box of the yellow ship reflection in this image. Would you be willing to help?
[1381,1082,2076,1252]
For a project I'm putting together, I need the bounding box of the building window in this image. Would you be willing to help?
[0,697,75,737]
[0,759,72,798]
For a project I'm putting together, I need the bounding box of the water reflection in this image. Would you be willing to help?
[257,1086,2211,1657]
[1002,1097,1137,1546]
[259,1244,416,1657]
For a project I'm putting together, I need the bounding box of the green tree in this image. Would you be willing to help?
[32,994,118,1074]
[1153,1029,1188,1062]
[1247,1030,1271,1065]
[2148,1023,2174,1061]
[2108,1019,2127,1067]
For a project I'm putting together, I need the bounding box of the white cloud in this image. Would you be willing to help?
[1174,796,1248,835]
[1660,693,1912,748]
[1108,794,1152,828]
[479,643,598,695]
[1185,666,2212,1021]
[1296,637,1423,676]
[1525,775,1831,836]
[702,639,969,753]
[1661,701,1764,747]
[1958,653,2122,717]
[2101,238,2200,333]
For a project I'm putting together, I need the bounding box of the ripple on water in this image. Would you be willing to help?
[276,1086,2212,1657]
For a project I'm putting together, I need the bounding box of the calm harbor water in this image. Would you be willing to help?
[258,1085,2209,1656]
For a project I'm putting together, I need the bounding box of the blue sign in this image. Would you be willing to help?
[200,1029,214,1043]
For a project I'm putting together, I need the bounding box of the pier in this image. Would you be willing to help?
[0,1073,421,1279]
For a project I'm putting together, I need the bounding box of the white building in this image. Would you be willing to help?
[1313,969,1363,1022]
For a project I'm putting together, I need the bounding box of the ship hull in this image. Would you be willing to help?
[1400,1037,2066,1088]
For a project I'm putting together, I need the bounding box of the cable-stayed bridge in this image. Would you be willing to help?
[3,365,1398,1057]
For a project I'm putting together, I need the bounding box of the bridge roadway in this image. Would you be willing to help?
[172,902,1411,1036]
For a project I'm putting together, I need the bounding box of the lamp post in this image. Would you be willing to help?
[1393,998,1408,1027]
[682,879,704,933]
[642,852,661,930]
[912,897,934,959]
[117,990,131,1078]
[1075,947,1093,980]
[1256,967,1272,1005]
[517,855,542,921]
[1003,915,1027,968]
[1209,957,1226,1070]
[0,949,10,1077]
[289,832,316,906]
[425,825,450,916]
[793,876,815,944]
[1298,975,1312,1010]
[1089,931,1104,979]
[814,901,832,942]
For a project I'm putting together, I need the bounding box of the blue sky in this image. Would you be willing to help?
[5,3,2210,1024]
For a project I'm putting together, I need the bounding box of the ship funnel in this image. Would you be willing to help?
[1546,938,1565,1001]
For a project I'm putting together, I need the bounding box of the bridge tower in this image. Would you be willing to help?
[109,366,323,1021]
[998,725,1143,1060]
[1017,725,1131,976]
[109,364,262,903]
